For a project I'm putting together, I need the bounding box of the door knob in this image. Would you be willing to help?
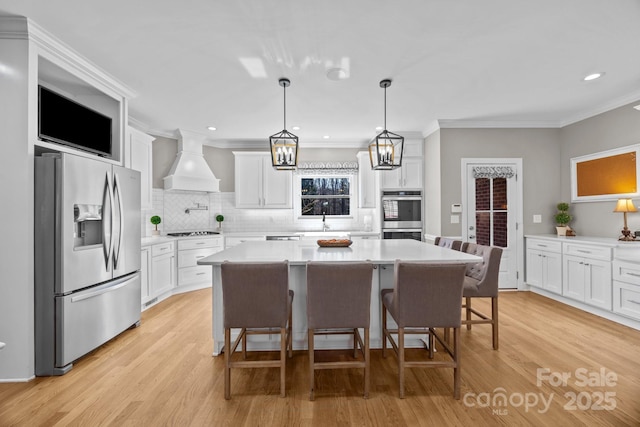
[469,226,475,230]
[469,235,476,239]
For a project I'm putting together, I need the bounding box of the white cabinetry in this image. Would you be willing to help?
[151,241,176,298]
[613,246,640,321]
[357,151,378,208]
[380,139,423,190]
[125,128,154,210]
[141,247,151,304]
[141,240,176,309]
[562,242,612,310]
[234,152,292,208]
[525,238,562,294]
[176,237,223,292]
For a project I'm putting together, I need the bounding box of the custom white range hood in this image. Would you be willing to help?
[163,129,220,192]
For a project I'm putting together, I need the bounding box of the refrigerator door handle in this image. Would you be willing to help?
[70,273,137,302]
[102,172,113,271]
[112,173,124,269]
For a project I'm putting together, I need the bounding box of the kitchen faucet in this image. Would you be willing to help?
[322,212,330,232]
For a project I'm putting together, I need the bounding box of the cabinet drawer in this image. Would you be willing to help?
[178,247,221,268]
[613,281,640,321]
[563,243,611,261]
[151,241,174,257]
[527,239,561,253]
[178,237,223,251]
[178,265,212,286]
[613,260,640,286]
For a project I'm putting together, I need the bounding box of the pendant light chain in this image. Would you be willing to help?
[383,84,387,131]
[283,83,287,130]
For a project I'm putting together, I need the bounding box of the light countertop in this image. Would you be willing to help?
[197,239,481,266]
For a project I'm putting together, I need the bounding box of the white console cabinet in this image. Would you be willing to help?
[612,245,640,321]
[525,235,640,329]
[526,238,562,294]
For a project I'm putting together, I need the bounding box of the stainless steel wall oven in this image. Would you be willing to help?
[381,190,423,241]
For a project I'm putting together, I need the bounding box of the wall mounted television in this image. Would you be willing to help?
[38,85,113,158]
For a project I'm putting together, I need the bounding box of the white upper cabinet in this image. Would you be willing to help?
[125,128,154,210]
[357,151,378,208]
[234,152,292,209]
[380,139,423,190]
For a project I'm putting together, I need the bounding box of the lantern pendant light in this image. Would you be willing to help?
[269,78,298,170]
[369,79,404,170]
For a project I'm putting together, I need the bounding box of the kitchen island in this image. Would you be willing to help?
[198,239,481,355]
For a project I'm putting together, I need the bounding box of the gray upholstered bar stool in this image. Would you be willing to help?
[382,261,466,399]
[459,243,503,350]
[434,237,463,251]
[220,261,293,399]
[306,261,374,400]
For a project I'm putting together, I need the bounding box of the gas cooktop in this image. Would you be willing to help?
[166,231,220,237]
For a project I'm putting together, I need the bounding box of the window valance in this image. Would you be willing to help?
[294,161,359,175]
[472,166,515,179]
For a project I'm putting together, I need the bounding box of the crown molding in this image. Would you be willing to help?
[422,120,441,138]
[24,19,137,99]
[438,119,562,129]
[559,90,640,127]
[0,16,29,39]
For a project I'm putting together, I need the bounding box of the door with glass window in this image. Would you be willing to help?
[462,159,522,289]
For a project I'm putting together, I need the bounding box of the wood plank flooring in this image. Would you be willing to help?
[1,290,639,426]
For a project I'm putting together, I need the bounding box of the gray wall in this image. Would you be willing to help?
[438,128,562,237]
[559,102,640,237]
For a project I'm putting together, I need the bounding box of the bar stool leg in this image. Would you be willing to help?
[364,328,370,399]
[382,307,387,358]
[465,297,472,330]
[398,327,405,399]
[308,329,315,401]
[224,328,231,400]
[280,327,286,397]
[453,327,461,399]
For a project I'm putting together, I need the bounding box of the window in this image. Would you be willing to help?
[300,176,352,216]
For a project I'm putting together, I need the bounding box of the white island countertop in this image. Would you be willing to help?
[197,239,481,266]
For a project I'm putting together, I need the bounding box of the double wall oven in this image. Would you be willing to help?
[381,190,423,241]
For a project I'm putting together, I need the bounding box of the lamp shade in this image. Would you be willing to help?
[613,198,638,213]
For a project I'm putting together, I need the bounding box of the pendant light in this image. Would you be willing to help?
[269,78,298,170]
[369,79,404,170]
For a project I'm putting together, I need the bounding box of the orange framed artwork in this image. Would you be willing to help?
[571,144,640,202]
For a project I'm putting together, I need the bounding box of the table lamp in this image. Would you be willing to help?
[613,198,637,241]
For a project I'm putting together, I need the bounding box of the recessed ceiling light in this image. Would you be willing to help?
[292,126,300,131]
[375,126,383,131]
[633,105,640,111]
[583,72,604,81]
[323,135,330,139]
[207,126,216,131]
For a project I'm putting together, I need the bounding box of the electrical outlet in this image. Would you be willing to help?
[533,214,542,223]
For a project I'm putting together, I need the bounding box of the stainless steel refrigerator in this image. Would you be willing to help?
[35,152,141,375]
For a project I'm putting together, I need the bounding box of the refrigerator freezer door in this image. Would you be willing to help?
[59,154,113,294]
[55,273,141,367]
[112,165,141,278]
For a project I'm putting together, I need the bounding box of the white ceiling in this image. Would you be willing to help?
[2,0,640,147]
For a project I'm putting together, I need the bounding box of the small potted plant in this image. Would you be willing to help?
[554,203,573,236]
[150,215,161,237]
[215,214,224,231]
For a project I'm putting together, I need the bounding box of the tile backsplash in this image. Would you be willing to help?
[141,189,375,237]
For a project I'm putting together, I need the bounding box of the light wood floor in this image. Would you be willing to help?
[1,290,640,426]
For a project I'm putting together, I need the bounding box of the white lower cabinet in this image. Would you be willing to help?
[141,240,176,309]
[176,237,223,292]
[613,259,640,321]
[562,243,612,310]
[141,247,151,303]
[525,239,562,294]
